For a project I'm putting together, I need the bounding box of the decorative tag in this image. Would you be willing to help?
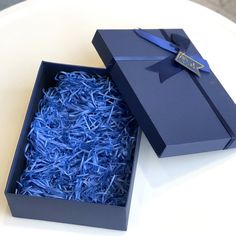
[175,51,204,77]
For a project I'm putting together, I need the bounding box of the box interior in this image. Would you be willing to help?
[5,62,138,208]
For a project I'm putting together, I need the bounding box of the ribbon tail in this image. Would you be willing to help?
[146,56,183,83]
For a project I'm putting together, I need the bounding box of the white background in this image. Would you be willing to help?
[1,0,236,235]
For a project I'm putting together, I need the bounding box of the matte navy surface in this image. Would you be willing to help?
[92,29,236,157]
[5,61,142,230]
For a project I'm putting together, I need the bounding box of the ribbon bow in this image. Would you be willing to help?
[135,29,210,83]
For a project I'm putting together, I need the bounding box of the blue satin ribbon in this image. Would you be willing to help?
[134,29,211,82]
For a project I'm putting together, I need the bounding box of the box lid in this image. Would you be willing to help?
[92,29,236,157]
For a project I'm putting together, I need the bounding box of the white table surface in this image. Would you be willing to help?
[1,0,236,235]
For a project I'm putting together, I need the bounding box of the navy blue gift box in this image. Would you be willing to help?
[93,29,236,157]
[5,61,142,230]
[5,28,236,231]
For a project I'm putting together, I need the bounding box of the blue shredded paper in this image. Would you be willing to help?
[17,71,138,206]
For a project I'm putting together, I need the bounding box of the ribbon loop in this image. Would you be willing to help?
[171,33,190,51]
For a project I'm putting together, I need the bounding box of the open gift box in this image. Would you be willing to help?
[5,61,141,230]
[5,28,236,231]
